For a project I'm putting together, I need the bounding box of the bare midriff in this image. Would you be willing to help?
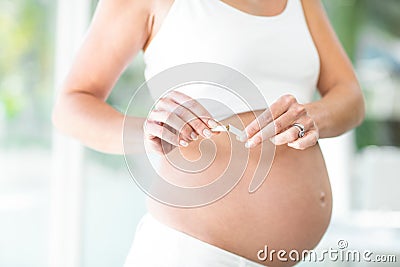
[147,111,332,267]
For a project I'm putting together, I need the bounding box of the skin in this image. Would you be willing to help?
[52,0,365,266]
[147,112,332,266]
[52,0,364,153]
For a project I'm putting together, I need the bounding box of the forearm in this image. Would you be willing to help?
[305,84,365,139]
[52,92,145,155]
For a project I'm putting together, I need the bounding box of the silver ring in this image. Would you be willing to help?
[293,123,305,138]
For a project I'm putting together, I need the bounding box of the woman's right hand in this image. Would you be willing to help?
[143,91,219,155]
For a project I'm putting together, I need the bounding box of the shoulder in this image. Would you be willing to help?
[94,0,156,22]
[90,0,165,50]
[92,0,170,32]
[299,0,337,49]
[99,0,172,18]
[299,0,359,94]
[98,0,154,12]
[300,0,325,13]
[300,0,329,27]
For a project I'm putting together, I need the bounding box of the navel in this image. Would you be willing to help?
[319,191,326,207]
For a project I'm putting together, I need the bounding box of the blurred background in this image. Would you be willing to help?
[0,0,399,266]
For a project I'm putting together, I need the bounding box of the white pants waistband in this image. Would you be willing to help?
[124,213,266,267]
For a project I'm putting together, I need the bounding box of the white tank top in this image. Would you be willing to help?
[143,0,320,121]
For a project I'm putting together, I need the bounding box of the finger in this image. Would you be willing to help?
[167,91,218,127]
[144,121,185,147]
[241,110,272,142]
[148,110,198,141]
[272,103,307,135]
[245,122,275,148]
[243,94,297,141]
[271,126,300,145]
[155,98,213,139]
[288,130,319,150]
[271,116,313,146]
[144,138,164,155]
[145,138,176,155]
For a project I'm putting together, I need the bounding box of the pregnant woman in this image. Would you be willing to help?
[52,0,365,266]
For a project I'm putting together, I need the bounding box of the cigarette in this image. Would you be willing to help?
[211,125,228,132]
[211,124,245,139]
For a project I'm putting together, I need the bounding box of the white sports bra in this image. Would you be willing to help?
[143,0,320,121]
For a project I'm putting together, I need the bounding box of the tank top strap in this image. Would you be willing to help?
[285,0,308,19]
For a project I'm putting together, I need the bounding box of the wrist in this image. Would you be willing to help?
[304,101,327,138]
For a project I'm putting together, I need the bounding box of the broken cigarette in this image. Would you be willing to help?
[211,124,245,139]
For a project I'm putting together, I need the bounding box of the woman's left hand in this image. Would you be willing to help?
[241,94,319,150]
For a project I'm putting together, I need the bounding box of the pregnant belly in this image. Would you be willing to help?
[147,111,332,267]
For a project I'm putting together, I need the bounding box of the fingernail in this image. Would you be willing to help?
[179,140,189,147]
[190,132,198,140]
[238,134,247,142]
[207,120,218,128]
[203,129,212,138]
[245,140,253,149]
[269,137,276,145]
